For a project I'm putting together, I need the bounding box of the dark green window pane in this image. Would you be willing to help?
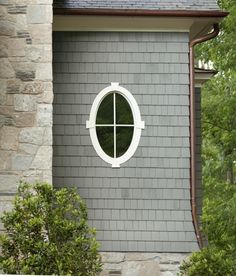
[116,93,133,124]
[96,127,114,157]
[116,127,134,157]
[96,93,113,124]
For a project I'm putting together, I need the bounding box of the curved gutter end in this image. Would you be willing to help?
[190,23,220,48]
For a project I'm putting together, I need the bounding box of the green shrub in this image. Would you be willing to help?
[179,247,236,276]
[179,180,236,276]
[0,182,102,275]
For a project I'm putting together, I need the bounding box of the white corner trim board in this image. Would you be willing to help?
[86,83,145,168]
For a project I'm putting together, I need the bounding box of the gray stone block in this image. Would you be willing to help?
[0,58,15,78]
[19,127,44,145]
[16,70,35,81]
[0,175,18,192]
[11,154,33,171]
[8,5,27,14]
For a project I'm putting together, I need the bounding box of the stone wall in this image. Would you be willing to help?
[0,0,53,229]
[99,252,189,276]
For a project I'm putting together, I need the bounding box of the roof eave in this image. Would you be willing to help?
[53,8,229,18]
[195,68,218,87]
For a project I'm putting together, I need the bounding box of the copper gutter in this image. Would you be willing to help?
[54,8,228,18]
[189,23,220,248]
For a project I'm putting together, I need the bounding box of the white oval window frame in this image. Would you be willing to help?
[86,82,145,168]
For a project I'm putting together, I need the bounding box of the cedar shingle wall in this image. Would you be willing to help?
[53,32,199,252]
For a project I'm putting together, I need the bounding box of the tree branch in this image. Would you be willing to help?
[202,120,232,132]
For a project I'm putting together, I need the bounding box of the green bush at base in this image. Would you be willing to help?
[179,247,235,276]
[0,182,102,275]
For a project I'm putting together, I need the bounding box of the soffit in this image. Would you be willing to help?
[53,13,226,40]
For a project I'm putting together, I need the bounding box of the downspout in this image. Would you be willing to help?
[189,23,219,248]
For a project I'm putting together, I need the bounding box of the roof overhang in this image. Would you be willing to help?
[195,67,217,87]
[53,9,228,39]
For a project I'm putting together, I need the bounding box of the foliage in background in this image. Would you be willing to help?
[180,0,236,275]
[197,0,236,184]
[0,182,102,276]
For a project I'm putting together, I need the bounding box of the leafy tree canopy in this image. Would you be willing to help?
[196,0,236,184]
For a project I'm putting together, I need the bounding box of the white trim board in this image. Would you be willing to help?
[53,15,222,39]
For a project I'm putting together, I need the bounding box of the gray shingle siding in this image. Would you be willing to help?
[53,31,198,252]
[54,0,220,10]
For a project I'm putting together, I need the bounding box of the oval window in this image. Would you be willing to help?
[86,83,145,168]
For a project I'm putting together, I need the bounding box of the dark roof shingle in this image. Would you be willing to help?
[54,0,220,11]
